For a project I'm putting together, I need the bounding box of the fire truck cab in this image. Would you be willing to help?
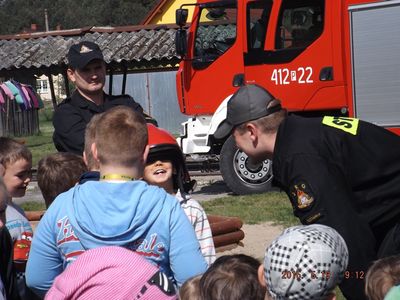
[175,0,400,194]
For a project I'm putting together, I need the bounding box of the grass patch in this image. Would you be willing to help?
[16,107,57,166]
[23,128,56,167]
[202,191,299,227]
[20,201,46,211]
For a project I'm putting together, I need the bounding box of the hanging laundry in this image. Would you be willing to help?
[0,87,5,105]
[24,85,44,109]
[0,80,41,136]
[0,80,44,110]
[21,84,36,108]
[20,85,33,108]
[0,82,15,100]
[11,80,31,109]
[4,81,26,110]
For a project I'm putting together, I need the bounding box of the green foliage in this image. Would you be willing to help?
[24,132,56,167]
[38,106,54,122]
[23,107,56,166]
[20,201,46,211]
[0,0,159,35]
[202,191,300,227]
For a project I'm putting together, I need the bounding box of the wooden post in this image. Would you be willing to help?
[122,64,127,94]
[108,67,113,95]
[47,71,58,110]
[62,68,70,97]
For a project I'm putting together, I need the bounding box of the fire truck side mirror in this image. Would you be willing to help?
[176,9,189,27]
[175,29,187,57]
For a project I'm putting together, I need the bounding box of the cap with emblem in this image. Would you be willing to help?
[214,84,281,139]
[264,224,348,300]
[67,41,104,69]
[45,246,177,300]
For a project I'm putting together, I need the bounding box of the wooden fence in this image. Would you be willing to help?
[0,96,40,136]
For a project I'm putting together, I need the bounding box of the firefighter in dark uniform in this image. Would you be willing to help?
[53,41,148,155]
[214,84,400,300]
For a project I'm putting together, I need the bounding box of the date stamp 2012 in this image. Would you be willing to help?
[281,270,364,280]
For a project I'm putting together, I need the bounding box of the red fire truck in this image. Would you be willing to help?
[175,0,400,194]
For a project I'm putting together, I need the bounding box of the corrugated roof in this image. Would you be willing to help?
[0,25,181,76]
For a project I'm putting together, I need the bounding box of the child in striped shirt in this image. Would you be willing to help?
[144,124,216,265]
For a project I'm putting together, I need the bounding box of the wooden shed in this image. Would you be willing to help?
[0,24,186,134]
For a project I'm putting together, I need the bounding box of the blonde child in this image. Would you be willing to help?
[144,124,216,265]
[26,106,207,297]
[78,113,102,184]
[0,137,34,300]
[82,113,102,172]
[179,275,201,300]
[365,254,400,300]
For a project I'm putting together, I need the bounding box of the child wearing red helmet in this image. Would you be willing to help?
[144,124,216,265]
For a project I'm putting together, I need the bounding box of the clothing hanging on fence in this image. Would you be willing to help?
[11,80,31,109]
[24,85,41,109]
[0,80,43,111]
[4,81,24,108]
[0,83,14,100]
[0,89,4,105]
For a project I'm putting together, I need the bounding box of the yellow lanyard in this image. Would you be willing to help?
[100,174,136,181]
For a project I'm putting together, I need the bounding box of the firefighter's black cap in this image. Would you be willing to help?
[214,84,281,139]
[67,41,104,69]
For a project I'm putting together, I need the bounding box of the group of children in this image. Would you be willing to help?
[0,105,399,299]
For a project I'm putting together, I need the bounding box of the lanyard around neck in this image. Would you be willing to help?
[100,174,136,181]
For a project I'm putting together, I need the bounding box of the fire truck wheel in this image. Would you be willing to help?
[220,135,273,195]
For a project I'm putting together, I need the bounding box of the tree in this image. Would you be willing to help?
[0,0,159,35]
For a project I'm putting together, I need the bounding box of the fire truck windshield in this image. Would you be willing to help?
[276,0,324,49]
[193,3,237,68]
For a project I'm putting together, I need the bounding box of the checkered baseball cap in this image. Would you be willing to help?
[264,224,348,300]
[45,246,177,300]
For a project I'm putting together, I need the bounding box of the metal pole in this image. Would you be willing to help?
[122,64,127,94]
[47,71,58,110]
[62,68,70,97]
[108,68,113,95]
[44,9,49,31]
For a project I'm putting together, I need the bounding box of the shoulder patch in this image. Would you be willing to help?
[322,116,359,135]
[289,180,315,210]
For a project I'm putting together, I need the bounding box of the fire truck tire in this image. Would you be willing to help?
[220,136,273,195]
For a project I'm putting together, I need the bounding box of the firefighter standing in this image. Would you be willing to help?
[214,84,400,300]
[52,41,145,155]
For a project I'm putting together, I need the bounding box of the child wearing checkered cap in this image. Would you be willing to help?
[258,224,348,300]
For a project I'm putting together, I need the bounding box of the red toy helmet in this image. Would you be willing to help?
[146,124,195,194]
